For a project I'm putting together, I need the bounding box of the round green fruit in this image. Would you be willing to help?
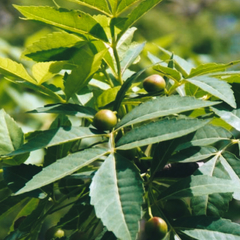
[93,109,117,131]
[164,199,188,219]
[145,217,168,240]
[143,74,166,93]
[45,227,65,240]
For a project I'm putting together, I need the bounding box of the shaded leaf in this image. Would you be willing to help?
[116,0,141,15]
[186,76,236,108]
[170,146,217,163]
[28,103,96,118]
[90,153,144,240]
[14,6,108,42]
[15,147,108,195]
[116,95,218,129]
[7,126,105,157]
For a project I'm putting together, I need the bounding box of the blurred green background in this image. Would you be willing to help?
[1,0,240,239]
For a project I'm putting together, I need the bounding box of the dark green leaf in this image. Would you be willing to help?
[14,147,108,195]
[158,175,239,200]
[28,103,96,118]
[173,216,240,240]
[116,118,210,150]
[7,127,104,157]
[116,95,219,129]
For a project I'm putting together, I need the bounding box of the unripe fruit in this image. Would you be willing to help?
[45,227,65,240]
[145,217,168,240]
[93,109,117,131]
[164,199,188,219]
[143,74,166,93]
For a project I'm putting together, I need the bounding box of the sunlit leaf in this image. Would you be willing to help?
[15,147,108,195]
[116,95,218,129]
[0,57,36,83]
[90,154,143,240]
[186,76,236,108]
[14,5,108,42]
[116,118,209,150]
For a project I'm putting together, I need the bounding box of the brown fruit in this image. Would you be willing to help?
[143,74,166,93]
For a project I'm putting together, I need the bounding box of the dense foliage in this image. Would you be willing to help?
[1,0,240,239]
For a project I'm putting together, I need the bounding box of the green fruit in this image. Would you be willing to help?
[45,227,65,240]
[93,109,117,131]
[145,217,168,240]
[143,74,166,93]
[164,199,188,219]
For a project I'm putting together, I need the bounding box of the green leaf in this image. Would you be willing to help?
[3,164,45,198]
[212,106,240,131]
[191,155,232,217]
[158,175,240,200]
[90,153,144,240]
[116,118,209,150]
[0,109,24,155]
[186,76,236,108]
[113,69,146,111]
[154,64,182,81]
[64,46,107,100]
[170,146,217,163]
[66,0,111,16]
[116,0,141,15]
[220,152,240,200]
[23,31,86,62]
[14,5,108,42]
[188,61,240,78]
[28,103,96,117]
[173,216,240,240]
[15,147,108,195]
[0,57,36,83]
[177,124,232,151]
[116,95,219,129]
[97,86,121,108]
[157,46,194,78]
[119,0,163,39]
[7,126,105,157]
[32,61,74,84]
[120,42,146,74]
